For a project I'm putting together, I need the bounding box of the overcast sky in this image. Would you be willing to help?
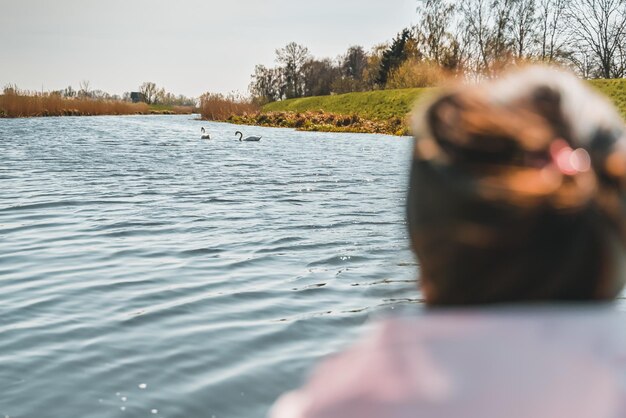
[1,0,418,97]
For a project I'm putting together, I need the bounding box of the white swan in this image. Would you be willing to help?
[236,131,261,142]
[201,127,211,139]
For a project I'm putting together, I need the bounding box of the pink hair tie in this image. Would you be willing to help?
[550,139,591,175]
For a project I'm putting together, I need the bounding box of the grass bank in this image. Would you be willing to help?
[263,88,429,122]
[588,79,626,116]
[239,79,626,135]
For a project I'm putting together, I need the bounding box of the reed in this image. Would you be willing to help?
[199,93,259,121]
[0,93,149,117]
[148,104,195,115]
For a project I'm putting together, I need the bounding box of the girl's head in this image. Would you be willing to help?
[408,66,626,306]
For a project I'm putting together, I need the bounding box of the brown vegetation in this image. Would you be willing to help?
[0,92,149,117]
[385,59,451,89]
[199,93,259,120]
[147,105,195,115]
[227,110,408,136]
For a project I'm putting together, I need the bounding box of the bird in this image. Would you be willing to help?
[235,131,261,142]
[201,127,211,139]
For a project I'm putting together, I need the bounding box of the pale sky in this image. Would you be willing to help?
[1,0,418,98]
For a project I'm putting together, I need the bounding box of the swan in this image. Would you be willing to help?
[236,131,261,142]
[200,127,211,139]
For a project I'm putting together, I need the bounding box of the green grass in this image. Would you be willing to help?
[589,79,626,117]
[262,88,431,121]
[262,79,626,121]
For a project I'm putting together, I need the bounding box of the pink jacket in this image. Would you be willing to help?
[271,306,626,418]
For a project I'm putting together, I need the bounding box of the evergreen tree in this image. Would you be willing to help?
[377,28,413,87]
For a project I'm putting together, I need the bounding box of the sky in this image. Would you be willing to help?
[1,0,418,98]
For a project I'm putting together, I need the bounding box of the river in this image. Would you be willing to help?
[0,115,420,417]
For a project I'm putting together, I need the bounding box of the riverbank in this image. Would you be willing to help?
[227,110,408,135]
[226,79,626,136]
[0,94,194,118]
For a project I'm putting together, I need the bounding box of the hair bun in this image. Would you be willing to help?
[411,66,626,212]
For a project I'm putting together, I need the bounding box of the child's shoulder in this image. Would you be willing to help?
[271,305,626,418]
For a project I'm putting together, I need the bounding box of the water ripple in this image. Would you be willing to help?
[0,115,419,418]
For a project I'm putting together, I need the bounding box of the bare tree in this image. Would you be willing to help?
[510,0,538,59]
[63,85,76,98]
[459,0,491,72]
[276,42,310,99]
[567,0,626,78]
[491,0,515,61]
[459,0,514,75]
[416,0,457,64]
[537,0,569,61]
[249,65,284,102]
[155,87,166,105]
[139,82,158,104]
[570,48,597,78]
[78,80,91,98]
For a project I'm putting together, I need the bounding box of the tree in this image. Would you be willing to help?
[139,82,158,104]
[538,0,569,62]
[510,0,538,59]
[331,45,369,93]
[491,0,515,61]
[377,28,413,86]
[570,48,597,78]
[302,58,340,96]
[459,0,493,72]
[342,46,368,80]
[416,0,456,64]
[78,80,91,98]
[458,0,516,75]
[276,42,310,99]
[249,64,284,102]
[63,85,76,98]
[567,0,626,78]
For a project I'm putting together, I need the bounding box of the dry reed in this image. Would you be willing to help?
[199,93,259,121]
[0,93,149,117]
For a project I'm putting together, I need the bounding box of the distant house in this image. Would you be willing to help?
[130,92,145,103]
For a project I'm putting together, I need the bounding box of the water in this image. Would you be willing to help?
[0,115,420,418]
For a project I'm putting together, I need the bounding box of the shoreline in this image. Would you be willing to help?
[218,110,409,136]
[0,111,196,119]
[0,108,194,118]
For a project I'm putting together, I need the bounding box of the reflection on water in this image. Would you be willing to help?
[0,115,419,418]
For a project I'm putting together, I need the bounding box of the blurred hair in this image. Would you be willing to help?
[408,66,626,306]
